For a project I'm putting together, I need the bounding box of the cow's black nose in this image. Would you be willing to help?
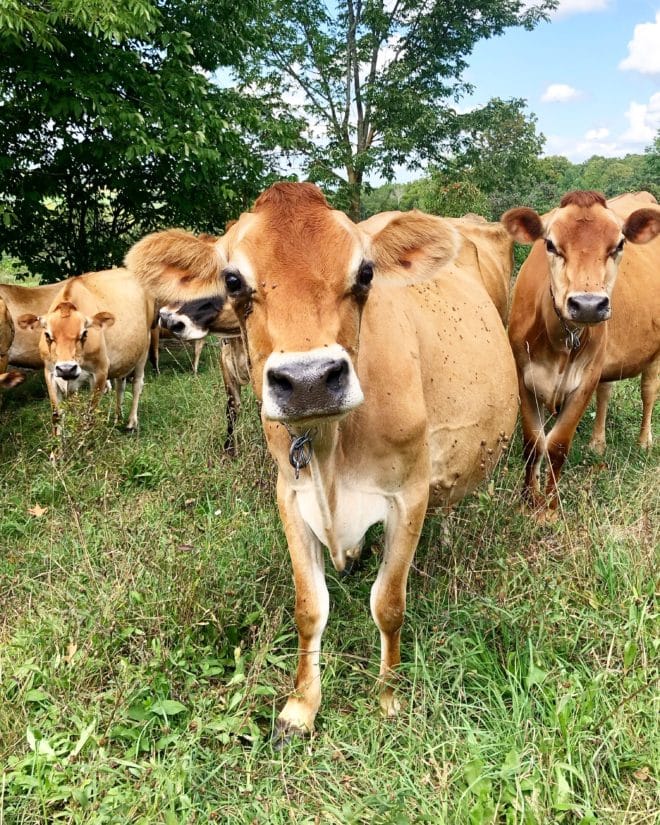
[567,293,610,324]
[55,363,79,380]
[267,357,352,417]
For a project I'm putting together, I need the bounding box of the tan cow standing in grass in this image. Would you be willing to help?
[18,269,154,430]
[127,183,518,741]
[502,190,660,516]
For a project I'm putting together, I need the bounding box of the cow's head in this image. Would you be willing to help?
[18,301,114,382]
[159,295,238,341]
[502,191,660,326]
[126,183,460,425]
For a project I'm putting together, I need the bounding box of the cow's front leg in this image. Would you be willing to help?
[275,476,329,742]
[370,485,428,717]
[545,370,600,511]
[639,353,659,449]
[588,382,613,454]
[44,369,63,433]
[519,383,547,510]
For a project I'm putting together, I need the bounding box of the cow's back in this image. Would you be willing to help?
[0,281,64,368]
[607,191,657,221]
[447,217,514,323]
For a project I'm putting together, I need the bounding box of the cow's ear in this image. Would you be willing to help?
[366,211,460,282]
[89,312,115,329]
[17,313,43,330]
[623,208,660,245]
[125,229,228,304]
[501,207,545,244]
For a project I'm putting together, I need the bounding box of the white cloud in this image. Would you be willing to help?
[584,127,610,140]
[544,94,660,161]
[620,93,660,144]
[619,12,660,74]
[541,83,581,102]
[551,0,610,16]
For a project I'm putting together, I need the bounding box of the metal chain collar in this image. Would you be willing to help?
[287,428,314,479]
[549,287,583,352]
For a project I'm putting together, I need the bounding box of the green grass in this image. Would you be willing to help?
[0,343,658,824]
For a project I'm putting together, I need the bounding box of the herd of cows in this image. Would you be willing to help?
[1,183,658,741]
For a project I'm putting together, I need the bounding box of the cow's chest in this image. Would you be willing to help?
[522,356,586,413]
[296,480,390,557]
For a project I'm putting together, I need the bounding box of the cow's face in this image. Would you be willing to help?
[159,295,236,341]
[18,302,114,381]
[503,191,631,326]
[218,184,370,423]
[125,185,460,425]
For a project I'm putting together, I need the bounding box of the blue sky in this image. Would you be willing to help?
[463,0,660,161]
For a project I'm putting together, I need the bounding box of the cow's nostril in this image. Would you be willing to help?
[268,369,294,397]
[326,361,348,392]
[567,296,581,314]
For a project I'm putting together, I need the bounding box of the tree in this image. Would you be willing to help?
[238,0,557,219]
[642,132,660,199]
[0,1,301,280]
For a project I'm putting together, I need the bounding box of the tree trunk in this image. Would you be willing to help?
[347,167,363,222]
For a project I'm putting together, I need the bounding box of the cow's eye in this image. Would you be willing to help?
[224,270,244,295]
[356,262,374,289]
[80,330,88,344]
[610,238,625,257]
[545,239,560,255]
[44,331,52,343]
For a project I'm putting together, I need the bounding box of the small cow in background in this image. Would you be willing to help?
[502,190,660,516]
[18,269,154,431]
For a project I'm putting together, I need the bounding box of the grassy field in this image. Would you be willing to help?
[0,337,658,824]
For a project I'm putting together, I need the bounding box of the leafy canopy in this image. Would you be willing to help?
[0,0,301,280]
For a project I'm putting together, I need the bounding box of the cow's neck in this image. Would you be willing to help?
[304,421,349,570]
[282,418,349,571]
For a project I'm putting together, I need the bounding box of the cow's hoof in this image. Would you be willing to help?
[271,720,308,750]
[379,688,401,718]
[125,425,138,435]
[534,507,559,525]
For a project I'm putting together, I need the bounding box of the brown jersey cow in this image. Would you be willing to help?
[502,191,660,516]
[18,269,154,431]
[126,183,518,741]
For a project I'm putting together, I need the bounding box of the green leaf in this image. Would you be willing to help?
[150,699,187,717]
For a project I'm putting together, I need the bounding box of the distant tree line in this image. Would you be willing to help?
[361,137,660,221]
